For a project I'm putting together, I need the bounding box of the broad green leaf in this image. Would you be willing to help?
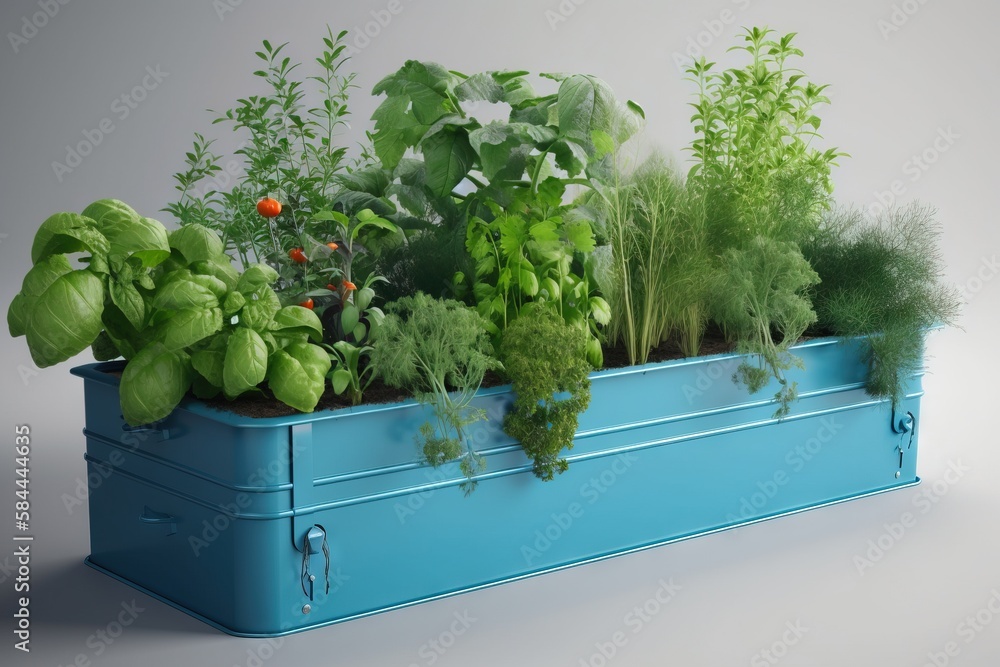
[192,258,239,290]
[550,138,588,177]
[335,166,391,197]
[168,224,224,264]
[557,74,618,142]
[189,274,229,300]
[372,60,454,124]
[518,265,539,296]
[90,330,121,361]
[31,212,111,264]
[240,287,281,331]
[271,305,324,343]
[8,255,74,337]
[356,287,375,311]
[223,327,268,397]
[312,209,351,227]
[586,336,604,369]
[352,322,368,341]
[591,129,615,158]
[422,128,475,198]
[119,342,192,425]
[191,348,225,387]
[341,303,360,333]
[152,278,218,311]
[82,199,170,267]
[236,263,279,294]
[529,220,560,243]
[110,279,145,328]
[25,270,104,367]
[589,296,612,325]
[157,307,223,350]
[331,368,352,394]
[563,219,597,253]
[101,303,149,359]
[371,95,428,171]
[455,72,504,103]
[80,198,139,227]
[267,343,331,412]
[191,374,221,400]
[223,291,246,316]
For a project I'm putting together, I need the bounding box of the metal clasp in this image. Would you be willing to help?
[300,525,331,602]
[892,409,916,478]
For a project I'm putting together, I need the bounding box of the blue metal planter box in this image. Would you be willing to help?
[70,335,925,637]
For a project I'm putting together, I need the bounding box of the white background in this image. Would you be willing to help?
[1,1,997,665]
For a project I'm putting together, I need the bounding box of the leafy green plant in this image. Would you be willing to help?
[8,199,330,425]
[802,203,960,407]
[686,27,844,250]
[164,28,360,265]
[595,156,711,363]
[370,293,500,493]
[709,236,820,417]
[367,63,641,353]
[464,180,610,366]
[500,306,592,480]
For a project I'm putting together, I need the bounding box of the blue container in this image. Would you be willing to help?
[71,335,924,637]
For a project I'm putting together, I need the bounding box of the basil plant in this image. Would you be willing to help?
[8,199,330,425]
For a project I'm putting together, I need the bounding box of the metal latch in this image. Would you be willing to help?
[891,409,916,478]
[300,524,331,602]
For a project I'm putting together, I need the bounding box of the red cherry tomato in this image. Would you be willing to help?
[256,197,282,218]
[298,298,314,310]
[289,247,307,263]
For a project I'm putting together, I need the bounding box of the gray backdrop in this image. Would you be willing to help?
[1,1,997,665]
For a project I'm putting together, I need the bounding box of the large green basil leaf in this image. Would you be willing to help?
[192,258,239,291]
[81,199,170,267]
[90,330,122,361]
[7,254,74,337]
[236,263,279,294]
[24,270,105,367]
[109,279,145,329]
[119,342,192,425]
[157,307,223,350]
[152,278,219,311]
[240,287,281,331]
[101,303,150,359]
[223,327,268,398]
[271,306,324,343]
[31,213,111,265]
[168,224,224,264]
[267,342,331,413]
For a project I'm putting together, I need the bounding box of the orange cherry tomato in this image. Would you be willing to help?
[256,197,282,218]
[326,242,339,252]
[289,247,307,263]
[298,298,314,310]
[341,280,357,292]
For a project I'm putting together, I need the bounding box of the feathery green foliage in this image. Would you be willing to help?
[709,236,819,417]
[371,293,499,493]
[803,203,960,407]
[596,156,711,363]
[500,306,592,480]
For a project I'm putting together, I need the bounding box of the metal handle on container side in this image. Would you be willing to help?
[139,506,177,536]
[121,419,170,440]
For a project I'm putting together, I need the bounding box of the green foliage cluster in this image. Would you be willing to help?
[8,199,330,425]
[370,293,500,493]
[366,63,641,362]
[500,307,592,480]
[710,237,820,416]
[595,156,711,363]
[803,204,960,407]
